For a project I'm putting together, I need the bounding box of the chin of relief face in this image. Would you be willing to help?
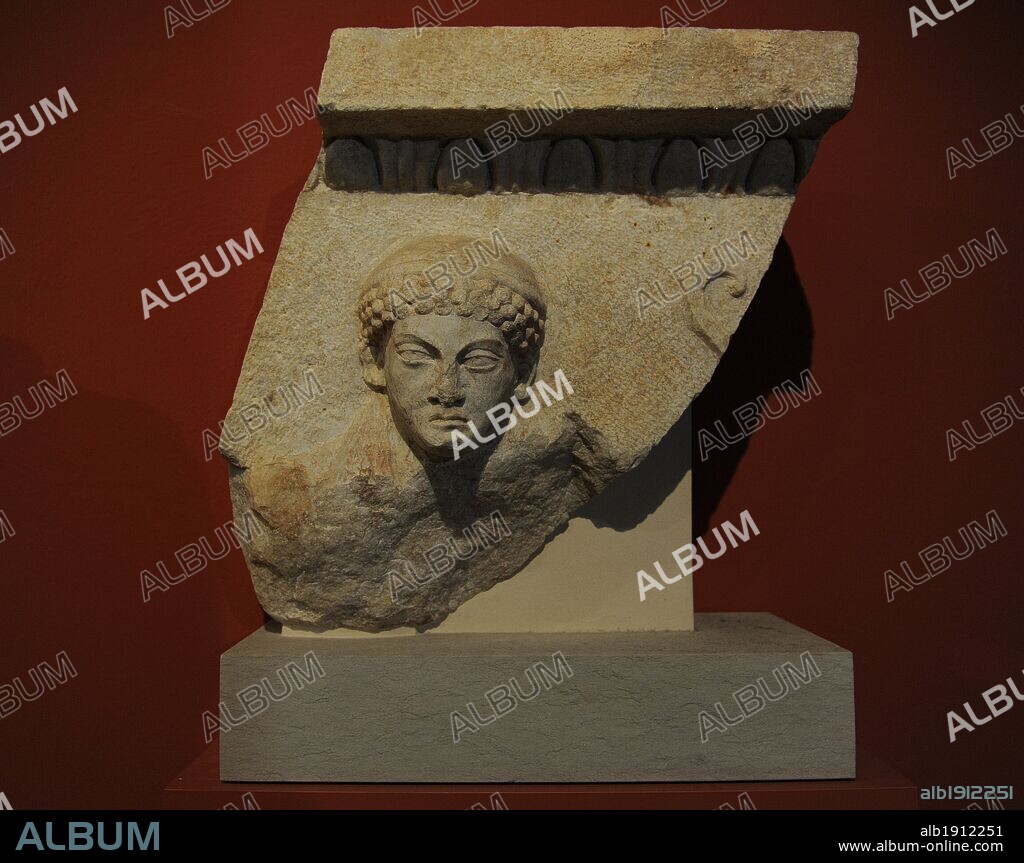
[451,369,574,460]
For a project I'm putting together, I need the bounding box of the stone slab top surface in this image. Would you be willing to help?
[225,614,850,659]
[318,27,859,138]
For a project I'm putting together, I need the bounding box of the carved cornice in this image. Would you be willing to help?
[323,136,819,196]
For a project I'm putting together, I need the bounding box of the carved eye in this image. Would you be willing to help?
[461,349,501,372]
[396,345,432,365]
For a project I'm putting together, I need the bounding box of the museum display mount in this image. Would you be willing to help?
[219,26,860,782]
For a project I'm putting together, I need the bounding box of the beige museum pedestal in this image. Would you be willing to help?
[219,613,855,783]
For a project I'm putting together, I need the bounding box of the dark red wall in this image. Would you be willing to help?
[1,0,1021,807]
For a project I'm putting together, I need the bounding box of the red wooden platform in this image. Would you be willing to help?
[165,744,918,810]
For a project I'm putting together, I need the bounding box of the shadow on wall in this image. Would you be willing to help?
[577,408,692,531]
[693,237,814,537]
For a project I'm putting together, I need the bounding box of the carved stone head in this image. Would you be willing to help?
[358,236,546,461]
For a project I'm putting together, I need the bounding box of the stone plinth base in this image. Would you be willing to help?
[220,613,854,782]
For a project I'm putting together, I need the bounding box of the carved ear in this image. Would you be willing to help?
[518,356,539,382]
[360,346,387,391]
[514,356,538,401]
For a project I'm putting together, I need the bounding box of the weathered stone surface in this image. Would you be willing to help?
[222,27,858,633]
[747,137,798,194]
[491,139,550,193]
[436,138,489,194]
[317,27,859,139]
[323,138,378,191]
[654,139,703,195]
[282,412,694,637]
[543,139,596,191]
[220,614,856,781]
[226,194,789,630]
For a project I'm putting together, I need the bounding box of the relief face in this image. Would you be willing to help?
[383,315,517,460]
[358,235,546,462]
